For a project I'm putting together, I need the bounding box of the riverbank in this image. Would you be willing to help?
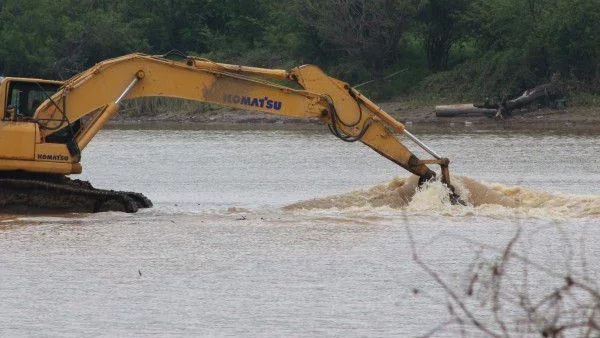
[109,101,600,133]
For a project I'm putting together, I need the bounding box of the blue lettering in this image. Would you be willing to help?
[225,94,282,111]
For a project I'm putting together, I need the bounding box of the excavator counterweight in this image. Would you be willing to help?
[0,53,461,213]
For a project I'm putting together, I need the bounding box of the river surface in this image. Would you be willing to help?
[1,126,599,337]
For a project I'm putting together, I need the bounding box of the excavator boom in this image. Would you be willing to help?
[0,52,460,213]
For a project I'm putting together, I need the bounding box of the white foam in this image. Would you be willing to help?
[284,176,600,219]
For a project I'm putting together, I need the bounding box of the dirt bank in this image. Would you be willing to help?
[109,101,600,133]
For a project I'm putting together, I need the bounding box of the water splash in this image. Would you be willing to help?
[283,176,419,211]
[284,176,600,219]
[406,179,454,211]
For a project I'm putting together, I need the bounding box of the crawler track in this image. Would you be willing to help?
[0,173,152,214]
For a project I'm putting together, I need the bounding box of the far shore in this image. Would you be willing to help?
[108,102,600,133]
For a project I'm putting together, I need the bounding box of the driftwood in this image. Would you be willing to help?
[435,104,497,117]
[436,83,565,118]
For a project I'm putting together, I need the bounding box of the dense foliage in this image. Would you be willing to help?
[0,0,598,100]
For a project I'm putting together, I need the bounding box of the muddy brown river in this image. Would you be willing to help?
[1,127,599,337]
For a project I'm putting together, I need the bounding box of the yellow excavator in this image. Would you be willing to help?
[0,51,461,213]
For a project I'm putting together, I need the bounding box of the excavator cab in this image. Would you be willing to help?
[1,78,62,121]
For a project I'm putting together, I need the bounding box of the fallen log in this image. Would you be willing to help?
[435,104,497,117]
[435,83,565,118]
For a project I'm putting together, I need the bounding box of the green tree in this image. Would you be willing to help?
[0,0,146,78]
[122,0,211,54]
[299,0,421,81]
[544,0,600,86]
[198,0,272,62]
[417,0,471,71]
[462,0,600,93]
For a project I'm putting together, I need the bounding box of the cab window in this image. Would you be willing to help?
[6,81,60,119]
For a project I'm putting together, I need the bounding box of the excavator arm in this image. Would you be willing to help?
[10,53,459,201]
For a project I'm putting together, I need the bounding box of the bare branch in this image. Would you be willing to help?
[411,223,600,337]
[406,225,504,338]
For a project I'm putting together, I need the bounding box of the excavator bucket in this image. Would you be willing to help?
[415,157,465,205]
[440,163,465,205]
[399,130,465,205]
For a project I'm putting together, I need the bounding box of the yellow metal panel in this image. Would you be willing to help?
[34,143,72,163]
[0,158,80,174]
[293,65,433,178]
[0,121,36,160]
[34,54,328,142]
